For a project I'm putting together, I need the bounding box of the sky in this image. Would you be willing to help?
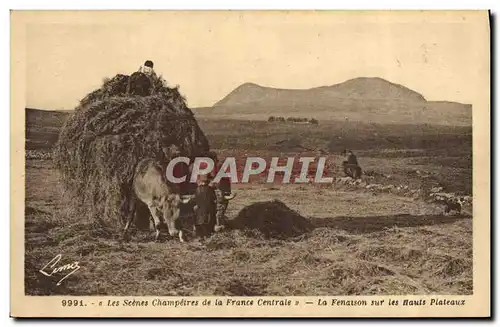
[23,11,489,110]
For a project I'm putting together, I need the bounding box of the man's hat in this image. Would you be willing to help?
[144,60,154,68]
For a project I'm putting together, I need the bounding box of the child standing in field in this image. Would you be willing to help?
[197,151,233,231]
[208,151,232,231]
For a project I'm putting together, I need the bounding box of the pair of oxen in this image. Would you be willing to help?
[122,158,236,242]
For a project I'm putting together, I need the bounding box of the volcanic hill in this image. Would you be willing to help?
[194,77,471,126]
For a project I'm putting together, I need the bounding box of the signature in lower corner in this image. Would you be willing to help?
[39,254,81,286]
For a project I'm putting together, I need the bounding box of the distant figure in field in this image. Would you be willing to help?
[342,150,362,179]
[126,60,158,96]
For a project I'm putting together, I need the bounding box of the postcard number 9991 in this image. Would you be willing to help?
[61,300,85,307]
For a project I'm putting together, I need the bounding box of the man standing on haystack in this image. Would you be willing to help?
[127,60,158,96]
[138,60,158,79]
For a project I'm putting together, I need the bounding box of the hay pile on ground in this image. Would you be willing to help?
[231,200,314,239]
[54,73,210,227]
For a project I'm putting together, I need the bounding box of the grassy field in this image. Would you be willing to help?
[24,109,473,295]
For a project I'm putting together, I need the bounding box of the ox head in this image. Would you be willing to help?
[179,184,237,227]
[179,191,237,207]
[160,193,193,239]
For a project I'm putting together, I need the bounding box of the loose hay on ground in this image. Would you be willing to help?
[231,200,314,239]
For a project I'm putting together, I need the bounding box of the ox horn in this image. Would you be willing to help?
[180,195,195,204]
[224,192,236,200]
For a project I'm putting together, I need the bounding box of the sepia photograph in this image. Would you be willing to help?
[10,10,490,317]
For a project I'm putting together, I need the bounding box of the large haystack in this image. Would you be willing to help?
[54,74,210,228]
[232,200,314,239]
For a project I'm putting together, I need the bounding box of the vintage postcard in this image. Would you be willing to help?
[10,10,490,318]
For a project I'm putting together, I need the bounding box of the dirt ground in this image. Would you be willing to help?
[24,110,473,295]
[25,158,472,296]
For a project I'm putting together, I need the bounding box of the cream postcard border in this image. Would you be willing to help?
[10,10,491,318]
